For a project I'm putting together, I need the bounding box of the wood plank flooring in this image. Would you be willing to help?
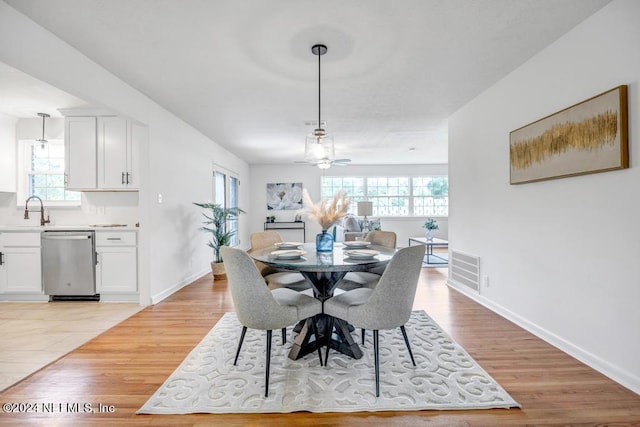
[1,267,639,426]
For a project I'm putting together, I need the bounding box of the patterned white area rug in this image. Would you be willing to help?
[138,310,519,414]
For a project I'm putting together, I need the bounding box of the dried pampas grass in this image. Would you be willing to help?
[300,189,351,230]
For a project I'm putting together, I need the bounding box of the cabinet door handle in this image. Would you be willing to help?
[126,172,131,184]
[106,237,122,241]
[121,172,125,184]
[64,173,68,184]
[0,252,3,265]
[95,252,99,265]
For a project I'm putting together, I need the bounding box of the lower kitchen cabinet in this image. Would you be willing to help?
[95,231,137,294]
[0,232,42,294]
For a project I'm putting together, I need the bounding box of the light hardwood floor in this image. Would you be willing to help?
[1,267,639,426]
[0,302,142,392]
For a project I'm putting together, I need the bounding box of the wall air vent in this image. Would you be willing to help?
[450,250,480,292]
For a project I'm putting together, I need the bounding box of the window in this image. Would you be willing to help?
[321,176,365,214]
[367,177,410,216]
[213,165,241,247]
[320,175,448,217]
[412,176,448,216]
[17,140,80,206]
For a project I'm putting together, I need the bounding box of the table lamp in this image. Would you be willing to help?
[357,201,373,232]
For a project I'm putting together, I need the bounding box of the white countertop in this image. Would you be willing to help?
[0,225,139,231]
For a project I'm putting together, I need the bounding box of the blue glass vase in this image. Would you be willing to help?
[316,230,334,252]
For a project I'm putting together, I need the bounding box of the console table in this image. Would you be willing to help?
[264,221,306,242]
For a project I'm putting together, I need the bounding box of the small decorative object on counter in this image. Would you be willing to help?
[299,189,350,252]
[422,218,439,241]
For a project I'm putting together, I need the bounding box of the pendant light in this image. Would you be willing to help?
[304,44,335,165]
[36,112,50,149]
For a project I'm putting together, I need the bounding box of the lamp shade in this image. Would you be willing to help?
[304,133,334,162]
[357,201,373,217]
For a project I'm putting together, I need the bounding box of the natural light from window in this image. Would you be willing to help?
[321,175,448,217]
[17,140,80,206]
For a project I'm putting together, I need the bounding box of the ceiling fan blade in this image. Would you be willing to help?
[333,159,351,165]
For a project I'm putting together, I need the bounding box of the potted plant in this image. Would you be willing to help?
[422,218,439,241]
[193,202,245,281]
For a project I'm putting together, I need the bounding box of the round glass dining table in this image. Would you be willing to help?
[249,242,396,360]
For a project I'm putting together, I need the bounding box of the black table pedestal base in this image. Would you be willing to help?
[288,270,364,361]
[288,314,363,361]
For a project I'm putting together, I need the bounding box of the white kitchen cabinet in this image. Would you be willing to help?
[65,116,97,190]
[97,117,138,189]
[0,232,42,294]
[64,115,139,191]
[96,231,137,294]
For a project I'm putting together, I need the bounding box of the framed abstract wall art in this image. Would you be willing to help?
[510,85,628,185]
[266,182,303,210]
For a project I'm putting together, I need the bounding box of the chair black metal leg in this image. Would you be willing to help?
[324,316,335,367]
[373,330,380,397]
[265,330,272,398]
[309,315,323,366]
[361,328,366,345]
[234,326,247,366]
[281,327,286,345]
[400,325,416,366]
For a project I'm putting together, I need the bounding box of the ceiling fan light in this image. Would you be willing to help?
[304,133,334,162]
[317,161,332,170]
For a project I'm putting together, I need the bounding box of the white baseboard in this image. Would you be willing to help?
[99,293,140,303]
[446,279,640,396]
[150,268,210,305]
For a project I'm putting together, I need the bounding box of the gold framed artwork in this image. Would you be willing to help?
[509,85,628,185]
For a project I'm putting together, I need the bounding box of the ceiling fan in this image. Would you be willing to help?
[295,158,351,169]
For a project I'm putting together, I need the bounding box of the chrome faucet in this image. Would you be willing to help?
[24,196,50,226]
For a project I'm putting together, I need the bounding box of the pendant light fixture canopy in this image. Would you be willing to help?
[304,44,335,165]
[36,112,50,149]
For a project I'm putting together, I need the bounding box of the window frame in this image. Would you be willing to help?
[16,139,81,207]
[212,164,241,247]
[320,174,448,217]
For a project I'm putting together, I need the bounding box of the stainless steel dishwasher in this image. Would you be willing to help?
[41,230,98,301]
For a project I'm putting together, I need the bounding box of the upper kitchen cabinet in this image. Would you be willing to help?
[64,114,141,191]
[97,117,138,189]
[65,116,97,190]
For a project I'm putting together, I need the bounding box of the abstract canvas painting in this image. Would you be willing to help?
[510,86,628,184]
[266,182,303,210]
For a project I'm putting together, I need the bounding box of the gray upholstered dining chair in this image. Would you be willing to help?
[323,244,425,397]
[221,246,323,397]
[338,230,398,291]
[247,231,310,291]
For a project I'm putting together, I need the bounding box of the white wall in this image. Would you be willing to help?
[0,114,17,193]
[0,3,251,305]
[249,163,448,247]
[448,0,640,394]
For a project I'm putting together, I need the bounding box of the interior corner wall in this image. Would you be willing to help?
[0,2,251,305]
[448,0,640,394]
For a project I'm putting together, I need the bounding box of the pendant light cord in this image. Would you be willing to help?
[318,47,321,130]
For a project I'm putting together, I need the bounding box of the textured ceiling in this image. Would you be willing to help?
[3,0,610,165]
